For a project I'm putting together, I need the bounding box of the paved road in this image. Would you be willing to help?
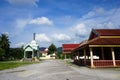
[0,60,120,80]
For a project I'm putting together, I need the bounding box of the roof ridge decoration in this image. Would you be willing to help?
[93,29,100,36]
[88,29,100,40]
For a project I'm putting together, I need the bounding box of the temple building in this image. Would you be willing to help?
[72,29,120,68]
[23,33,39,61]
[62,44,79,59]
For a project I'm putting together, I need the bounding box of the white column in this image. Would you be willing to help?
[78,51,79,60]
[90,47,94,68]
[111,47,116,67]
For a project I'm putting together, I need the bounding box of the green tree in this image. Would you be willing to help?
[56,52,64,59]
[9,47,24,60]
[0,48,5,60]
[48,43,57,55]
[0,34,10,60]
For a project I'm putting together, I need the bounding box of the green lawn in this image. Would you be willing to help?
[0,61,38,70]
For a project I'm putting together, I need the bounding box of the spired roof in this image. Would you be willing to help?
[30,40,38,50]
[24,40,39,50]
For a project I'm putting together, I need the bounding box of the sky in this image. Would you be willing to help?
[0,0,120,48]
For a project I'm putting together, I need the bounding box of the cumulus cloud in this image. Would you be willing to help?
[53,34,71,42]
[71,23,89,39]
[15,17,53,29]
[7,0,39,7]
[29,17,53,25]
[72,23,87,35]
[36,34,51,42]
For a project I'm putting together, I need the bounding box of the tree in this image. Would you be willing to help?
[9,47,24,60]
[0,48,5,60]
[48,43,57,55]
[0,34,10,60]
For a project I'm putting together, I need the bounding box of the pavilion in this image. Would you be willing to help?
[72,29,120,68]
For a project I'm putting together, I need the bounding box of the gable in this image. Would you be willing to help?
[89,29,99,40]
[25,46,33,51]
[89,29,120,40]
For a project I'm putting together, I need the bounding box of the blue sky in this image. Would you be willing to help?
[0,0,120,48]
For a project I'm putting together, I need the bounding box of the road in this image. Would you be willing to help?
[0,60,120,80]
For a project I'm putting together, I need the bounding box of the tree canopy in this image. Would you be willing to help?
[0,34,10,60]
[48,43,57,55]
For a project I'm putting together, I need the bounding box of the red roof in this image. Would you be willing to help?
[88,37,120,45]
[73,29,120,52]
[62,44,79,53]
[62,44,79,48]
[94,29,120,36]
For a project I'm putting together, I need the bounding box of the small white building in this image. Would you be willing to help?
[40,48,56,59]
[23,33,39,61]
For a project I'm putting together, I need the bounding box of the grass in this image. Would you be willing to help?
[0,61,38,70]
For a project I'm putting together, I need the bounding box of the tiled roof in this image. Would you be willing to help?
[72,29,120,52]
[72,37,120,52]
[62,44,79,49]
[62,44,79,53]
[94,29,120,36]
[88,37,120,45]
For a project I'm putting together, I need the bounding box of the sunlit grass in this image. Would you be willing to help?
[0,61,38,70]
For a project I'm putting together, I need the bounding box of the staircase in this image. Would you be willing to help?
[21,58,32,62]
[20,57,39,62]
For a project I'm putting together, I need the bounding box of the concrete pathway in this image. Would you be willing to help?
[0,60,120,80]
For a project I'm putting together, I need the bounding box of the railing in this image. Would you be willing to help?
[86,60,91,66]
[74,59,84,66]
[74,59,120,67]
[93,60,113,67]
[116,60,120,67]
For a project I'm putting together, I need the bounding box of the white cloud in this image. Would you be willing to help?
[71,23,89,38]
[16,19,29,29]
[36,34,51,42]
[14,42,25,48]
[7,0,39,7]
[82,7,105,19]
[2,32,9,35]
[53,34,71,41]
[70,7,120,41]
[29,17,53,25]
[94,7,105,14]
[72,23,87,35]
[15,17,53,29]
